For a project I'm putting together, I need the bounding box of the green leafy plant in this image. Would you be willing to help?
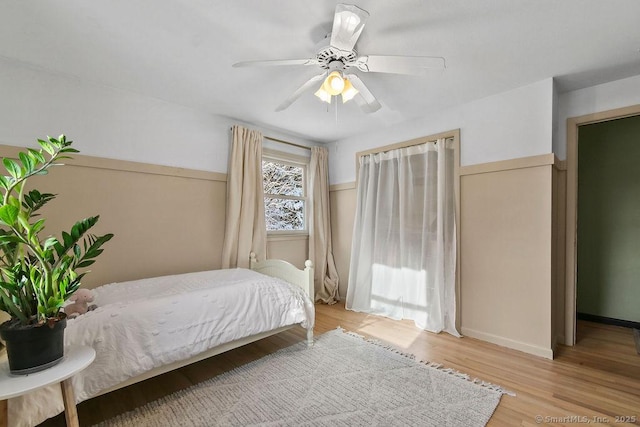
[0,135,113,327]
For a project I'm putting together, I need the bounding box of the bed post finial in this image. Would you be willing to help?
[303,259,314,301]
[250,252,257,268]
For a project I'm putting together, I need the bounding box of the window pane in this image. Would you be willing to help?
[262,161,303,196]
[265,197,304,231]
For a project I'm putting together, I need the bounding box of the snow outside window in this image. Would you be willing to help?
[262,156,307,233]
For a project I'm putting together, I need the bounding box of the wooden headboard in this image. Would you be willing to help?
[249,252,314,299]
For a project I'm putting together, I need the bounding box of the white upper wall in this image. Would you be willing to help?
[0,60,315,173]
[554,73,640,160]
[14,55,640,179]
[329,78,554,184]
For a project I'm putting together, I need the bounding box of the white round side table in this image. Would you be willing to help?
[0,345,95,427]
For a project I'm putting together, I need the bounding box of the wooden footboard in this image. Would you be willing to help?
[250,252,314,346]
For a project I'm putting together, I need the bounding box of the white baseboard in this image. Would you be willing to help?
[461,327,554,359]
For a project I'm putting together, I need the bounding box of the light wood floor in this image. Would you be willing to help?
[40,303,640,426]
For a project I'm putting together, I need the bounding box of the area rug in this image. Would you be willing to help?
[97,328,512,427]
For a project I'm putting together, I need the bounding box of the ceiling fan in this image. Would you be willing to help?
[233,3,445,114]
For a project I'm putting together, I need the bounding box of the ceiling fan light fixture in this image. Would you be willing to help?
[314,86,332,104]
[315,72,358,105]
[324,71,345,95]
[341,78,358,103]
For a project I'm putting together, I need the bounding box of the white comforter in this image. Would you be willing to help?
[9,268,315,427]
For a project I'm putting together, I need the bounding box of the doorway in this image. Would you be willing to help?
[565,104,640,346]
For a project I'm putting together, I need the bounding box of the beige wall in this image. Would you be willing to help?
[0,144,309,289]
[329,183,357,299]
[329,154,558,359]
[0,145,228,288]
[267,237,309,270]
[460,162,553,358]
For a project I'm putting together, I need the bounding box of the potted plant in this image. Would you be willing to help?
[0,135,113,374]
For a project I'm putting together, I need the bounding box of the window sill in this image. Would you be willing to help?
[267,234,309,242]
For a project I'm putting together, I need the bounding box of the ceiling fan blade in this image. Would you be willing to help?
[233,58,319,68]
[275,73,326,112]
[330,4,369,55]
[345,74,381,113]
[354,55,445,75]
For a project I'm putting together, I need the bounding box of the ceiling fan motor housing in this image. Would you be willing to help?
[316,46,357,71]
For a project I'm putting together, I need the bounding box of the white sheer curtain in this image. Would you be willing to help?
[309,146,340,304]
[346,138,459,336]
[221,125,267,269]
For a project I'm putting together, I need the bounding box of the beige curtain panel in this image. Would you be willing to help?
[309,146,340,304]
[221,125,267,269]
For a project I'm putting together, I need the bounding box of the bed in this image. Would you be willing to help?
[8,254,315,427]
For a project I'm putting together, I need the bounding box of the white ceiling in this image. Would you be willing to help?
[1,0,639,143]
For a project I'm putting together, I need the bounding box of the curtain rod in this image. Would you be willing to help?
[264,136,311,151]
[229,126,311,151]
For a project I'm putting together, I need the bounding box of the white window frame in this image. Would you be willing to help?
[262,148,309,236]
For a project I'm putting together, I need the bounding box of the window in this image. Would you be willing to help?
[262,152,307,233]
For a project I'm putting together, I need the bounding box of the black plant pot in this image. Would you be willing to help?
[0,316,67,375]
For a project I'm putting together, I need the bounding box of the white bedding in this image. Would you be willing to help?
[9,268,315,427]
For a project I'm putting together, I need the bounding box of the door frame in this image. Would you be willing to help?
[565,104,640,345]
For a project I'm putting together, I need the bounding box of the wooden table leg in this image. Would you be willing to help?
[0,399,7,427]
[60,379,79,427]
